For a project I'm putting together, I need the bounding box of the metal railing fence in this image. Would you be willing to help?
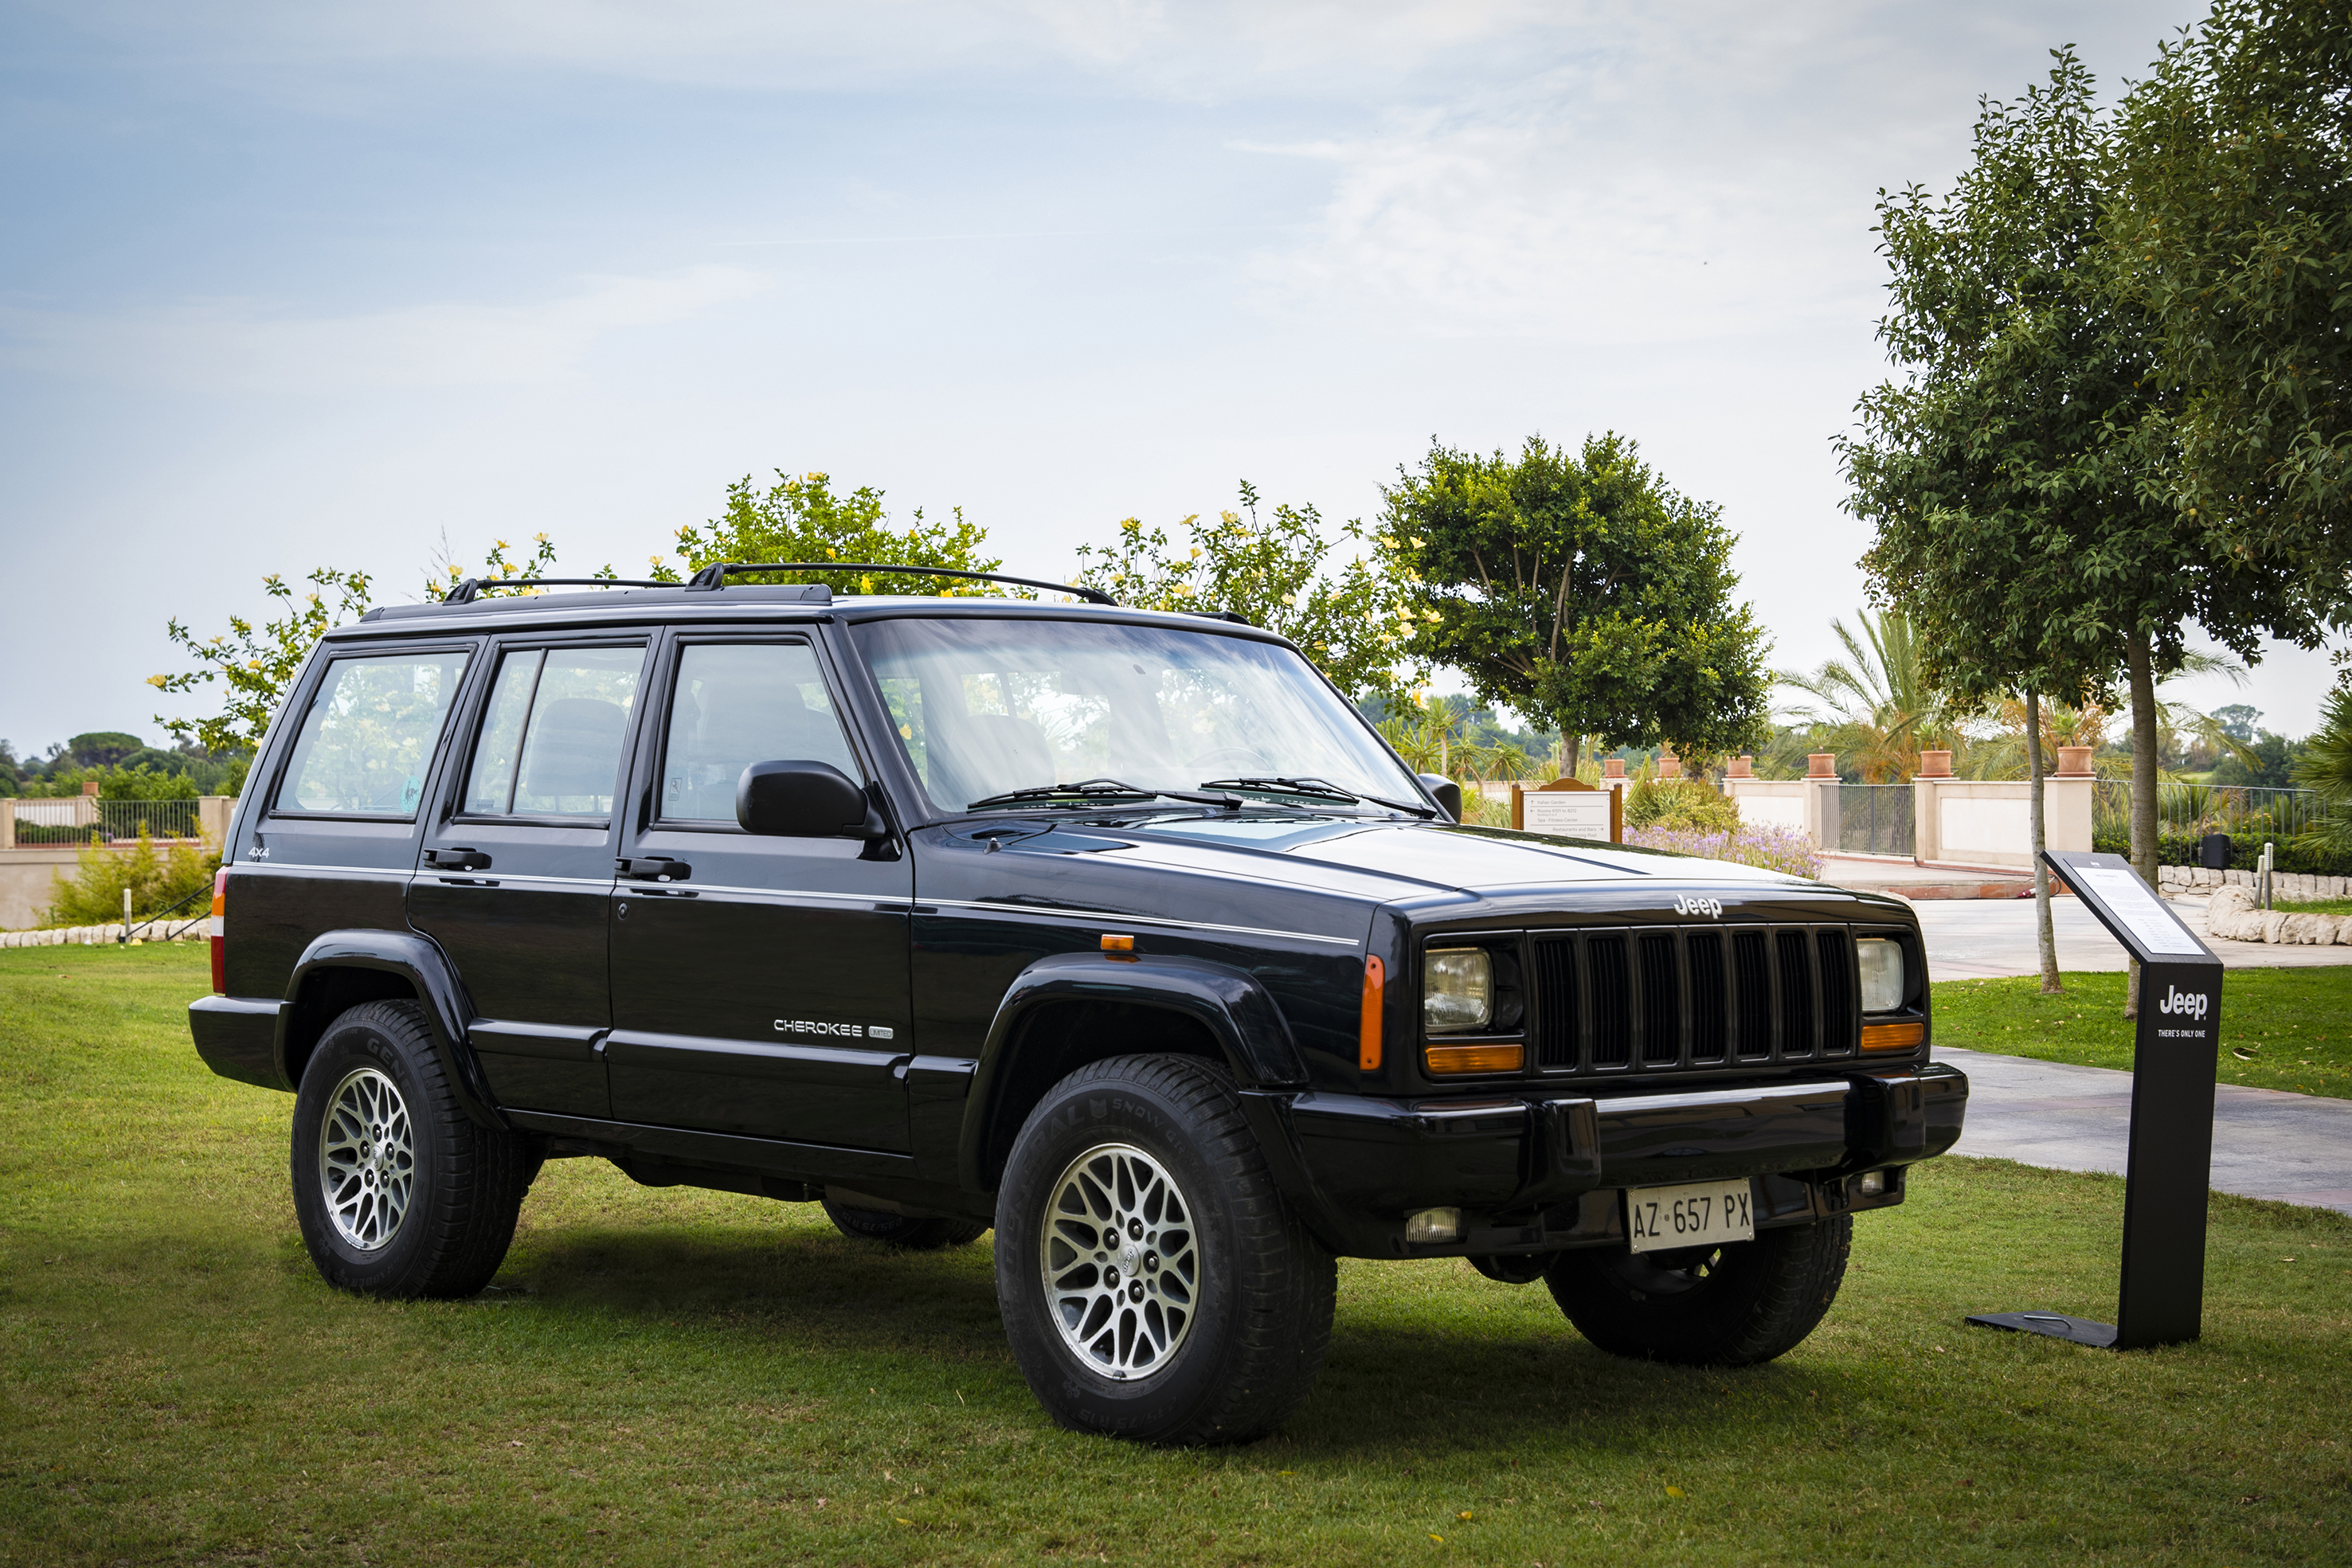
[9,797,205,844]
[1836,784,1916,857]
[2092,780,2326,842]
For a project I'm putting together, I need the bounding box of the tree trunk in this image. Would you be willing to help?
[2124,631,2161,1019]
[2028,691,2062,995]
[1563,733,1583,782]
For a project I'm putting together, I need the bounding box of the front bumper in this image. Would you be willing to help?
[1246,1062,1967,1258]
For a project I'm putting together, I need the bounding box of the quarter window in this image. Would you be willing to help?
[276,651,471,817]
[462,647,645,818]
[659,643,859,821]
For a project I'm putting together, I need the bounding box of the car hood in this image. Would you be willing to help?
[1104,814,1810,901]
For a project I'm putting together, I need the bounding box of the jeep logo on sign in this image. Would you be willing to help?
[2156,985,2210,1021]
[1673,895,1724,920]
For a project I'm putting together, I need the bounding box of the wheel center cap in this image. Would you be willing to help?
[1120,1241,1141,1272]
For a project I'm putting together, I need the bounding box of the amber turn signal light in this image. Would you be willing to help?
[1424,1042,1524,1076]
[1099,933,1135,952]
[1860,1020,1925,1052]
[1359,956,1384,1071]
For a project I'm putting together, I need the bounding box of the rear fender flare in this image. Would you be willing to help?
[280,929,506,1129]
[957,951,1309,1191]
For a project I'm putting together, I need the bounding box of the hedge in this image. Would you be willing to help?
[2092,830,2352,878]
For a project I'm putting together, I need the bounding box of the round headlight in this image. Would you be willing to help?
[1423,948,1493,1032]
[1857,938,1906,1013]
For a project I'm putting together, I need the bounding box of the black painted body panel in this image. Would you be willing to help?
[192,592,1968,1254]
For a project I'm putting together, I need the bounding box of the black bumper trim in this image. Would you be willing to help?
[190,995,288,1090]
[1268,1063,1967,1257]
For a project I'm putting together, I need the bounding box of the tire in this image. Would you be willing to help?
[290,1000,536,1299]
[821,1195,986,1251]
[994,1054,1336,1445]
[1545,1214,1852,1367]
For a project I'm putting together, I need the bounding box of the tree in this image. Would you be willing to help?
[151,567,375,756]
[1841,51,2312,1003]
[667,470,1005,597]
[2295,685,2352,853]
[1380,433,1773,776]
[2109,0,2352,621]
[1775,609,1963,783]
[1072,482,1418,701]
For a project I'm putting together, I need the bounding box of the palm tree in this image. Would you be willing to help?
[2294,685,2352,854]
[1775,608,1961,782]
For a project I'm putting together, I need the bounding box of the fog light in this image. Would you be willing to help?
[1857,1170,1887,1198]
[1405,1207,1462,1245]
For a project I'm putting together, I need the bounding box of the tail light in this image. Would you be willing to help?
[209,869,227,994]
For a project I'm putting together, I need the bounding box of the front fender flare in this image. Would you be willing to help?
[957,951,1309,1191]
[280,929,506,1129]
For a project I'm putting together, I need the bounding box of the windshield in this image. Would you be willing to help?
[851,616,1425,815]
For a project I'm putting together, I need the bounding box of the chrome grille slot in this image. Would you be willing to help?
[1732,929,1773,1058]
[1817,929,1856,1056]
[1777,929,1817,1056]
[1638,933,1681,1065]
[1532,936,1578,1069]
[1687,931,1727,1061]
[1587,934,1633,1067]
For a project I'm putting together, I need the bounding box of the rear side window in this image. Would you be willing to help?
[276,651,471,817]
[659,643,859,821]
[462,646,645,818]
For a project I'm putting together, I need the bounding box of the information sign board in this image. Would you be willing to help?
[1511,779,1621,842]
[1967,851,2224,1351]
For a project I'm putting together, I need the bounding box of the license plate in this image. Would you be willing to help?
[1623,1179,1757,1253]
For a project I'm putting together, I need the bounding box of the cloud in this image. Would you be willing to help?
[0,265,769,392]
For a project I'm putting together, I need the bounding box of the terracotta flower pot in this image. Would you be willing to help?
[1728,755,1755,779]
[1603,758,1626,779]
[1806,753,1837,780]
[2055,745,2094,777]
[1918,749,1953,778]
[1657,754,1681,780]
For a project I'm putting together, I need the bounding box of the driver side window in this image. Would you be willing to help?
[659,643,859,821]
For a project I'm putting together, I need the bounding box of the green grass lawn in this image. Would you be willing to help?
[1932,968,2352,1099]
[5,945,2350,1566]
[2276,897,2352,917]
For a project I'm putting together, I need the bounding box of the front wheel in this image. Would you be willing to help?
[290,1000,536,1299]
[995,1054,1335,1445]
[1546,1214,1852,1367]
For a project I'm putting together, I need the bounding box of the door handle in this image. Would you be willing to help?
[617,856,693,882]
[425,847,492,871]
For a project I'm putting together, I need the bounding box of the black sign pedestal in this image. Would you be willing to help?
[1965,851,2225,1351]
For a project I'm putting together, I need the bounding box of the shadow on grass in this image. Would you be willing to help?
[464,1212,1874,1457]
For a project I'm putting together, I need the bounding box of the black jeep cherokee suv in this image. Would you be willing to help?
[189,567,1967,1444]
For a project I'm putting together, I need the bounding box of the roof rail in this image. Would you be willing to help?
[440,577,673,604]
[683,561,1117,606]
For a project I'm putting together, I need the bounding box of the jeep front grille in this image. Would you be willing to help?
[1526,925,1859,1076]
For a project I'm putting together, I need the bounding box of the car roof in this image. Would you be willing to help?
[334,588,1282,644]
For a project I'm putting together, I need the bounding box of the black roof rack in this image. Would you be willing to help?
[440,577,671,604]
[684,561,1117,606]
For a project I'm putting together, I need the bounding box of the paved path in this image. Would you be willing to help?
[1939,1045,2352,1215]
[1910,890,2352,980]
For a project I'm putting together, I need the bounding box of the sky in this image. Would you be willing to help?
[1,0,2335,761]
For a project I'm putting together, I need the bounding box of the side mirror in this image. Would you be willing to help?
[1418,772,1462,823]
[737,760,890,840]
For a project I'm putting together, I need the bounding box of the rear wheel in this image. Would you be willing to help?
[290,1000,536,1299]
[820,1195,985,1251]
[1546,1214,1852,1367]
[994,1054,1335,1445]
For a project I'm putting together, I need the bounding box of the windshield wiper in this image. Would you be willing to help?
[1198,776,1438,819]
[966,777,1242,811]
